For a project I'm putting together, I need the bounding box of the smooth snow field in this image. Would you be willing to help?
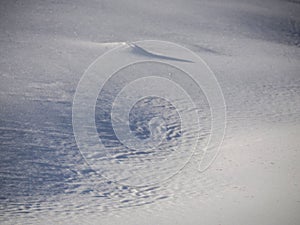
[0,0,300,224]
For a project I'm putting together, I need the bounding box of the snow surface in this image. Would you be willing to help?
[0,0,300,224]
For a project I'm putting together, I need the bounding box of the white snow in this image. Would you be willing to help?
[0,0,299,224]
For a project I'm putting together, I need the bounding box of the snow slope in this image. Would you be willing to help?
[0,0,299,224]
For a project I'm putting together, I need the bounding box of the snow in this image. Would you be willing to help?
[0,0,299,224]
